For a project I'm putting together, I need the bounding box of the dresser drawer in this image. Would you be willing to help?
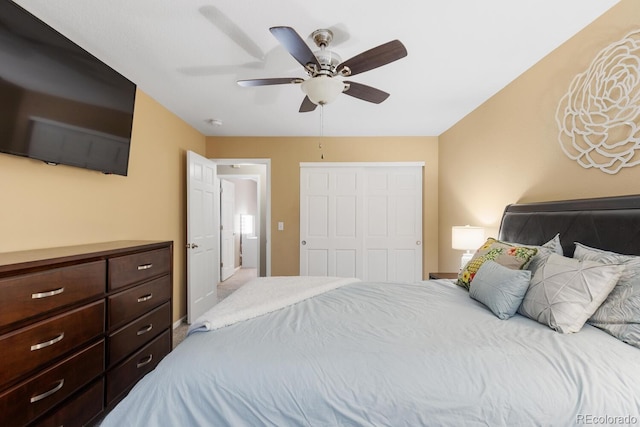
[0,300,104,387]
[106,330,170,406]
[33,378,104,427]
[0,340,104,427]
[107,275,171,329]
[108,302,171,367]
[108,247,171,291]
[0,261,106,330]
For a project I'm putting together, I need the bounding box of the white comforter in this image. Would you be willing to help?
[102,278,640,427]
[188,276,360,333]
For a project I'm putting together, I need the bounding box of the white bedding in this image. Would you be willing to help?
[188,276,360,333]
[102,278,640,426]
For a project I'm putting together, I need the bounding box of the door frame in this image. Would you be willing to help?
[300,161,425,168]
[212,158,271,277]
[218,173,261,275]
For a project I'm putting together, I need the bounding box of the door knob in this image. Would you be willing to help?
[301,240,306,245]
[416,241,422,245]
[187,243,199,249]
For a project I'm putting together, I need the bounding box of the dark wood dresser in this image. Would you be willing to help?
[0,240,173,427]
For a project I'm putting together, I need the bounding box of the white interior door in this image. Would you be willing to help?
[300,167,363,278]
[363,167,423,282]
[187,151,219,323]
[300,163,422,283]
[220,179,235,281]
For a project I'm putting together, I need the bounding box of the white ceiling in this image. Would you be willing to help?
[13,0,620,137]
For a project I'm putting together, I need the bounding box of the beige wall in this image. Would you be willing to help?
[0,90,206,323]
[438,0,640,272]
[207,136,439,278]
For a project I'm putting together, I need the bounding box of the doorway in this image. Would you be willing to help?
[218,175,259,282]
[186,154,270,324]
[215,159,271,278]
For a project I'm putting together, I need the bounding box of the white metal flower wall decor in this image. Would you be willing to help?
[555,29,640,174]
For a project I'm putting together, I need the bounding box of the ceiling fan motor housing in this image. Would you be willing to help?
[309,29,341,76]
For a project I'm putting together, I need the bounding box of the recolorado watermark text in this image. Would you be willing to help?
[577,414,638,425]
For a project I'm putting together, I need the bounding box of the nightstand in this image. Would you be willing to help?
[428,272,458,280]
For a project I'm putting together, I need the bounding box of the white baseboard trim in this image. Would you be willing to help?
[173,316,186,329]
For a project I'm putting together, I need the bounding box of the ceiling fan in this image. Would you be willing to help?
[237,26,407,112]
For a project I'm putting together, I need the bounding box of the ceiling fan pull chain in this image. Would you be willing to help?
[320,106,325,160]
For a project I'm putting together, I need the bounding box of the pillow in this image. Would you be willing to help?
[519,253,623,334]
[507,233,563,277]
[574,243,640,348]
[457,238,538,290]
[469,260,532,319]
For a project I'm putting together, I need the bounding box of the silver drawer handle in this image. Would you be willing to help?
[137,263,153,271]
[31,333,65,351]
[136,354,153,368]
[136,324,153,336]
[30,379,64,403]
[137,293,153,303]
[31,287,65,299]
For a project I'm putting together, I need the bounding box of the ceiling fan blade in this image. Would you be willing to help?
[237,77,303,87]
[299,96,317,113]
[343,81,390,104]
[338,40,407,77]
[270,26,320,70]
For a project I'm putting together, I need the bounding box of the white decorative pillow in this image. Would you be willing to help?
[574,243,640,348]
[469,260,531,320]
[519,253,623,334]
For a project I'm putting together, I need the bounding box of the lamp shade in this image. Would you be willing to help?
[301,76,345,105]
[452,225,485,251]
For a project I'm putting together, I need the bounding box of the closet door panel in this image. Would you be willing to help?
[301,164,422,282]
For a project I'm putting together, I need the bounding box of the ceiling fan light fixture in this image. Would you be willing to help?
[301,76,344,105]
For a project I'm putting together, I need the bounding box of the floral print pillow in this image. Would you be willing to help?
[457,238,538,290]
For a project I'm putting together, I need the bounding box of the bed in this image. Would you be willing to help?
[101,195,640,426]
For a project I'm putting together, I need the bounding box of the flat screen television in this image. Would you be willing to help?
[0,1,136,176]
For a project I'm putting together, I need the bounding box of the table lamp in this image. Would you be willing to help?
[452,225,485,270]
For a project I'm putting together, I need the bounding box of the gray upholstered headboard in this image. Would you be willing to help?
[498,195,640,257]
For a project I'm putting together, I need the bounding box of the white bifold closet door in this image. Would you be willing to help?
[300,163,423,283]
